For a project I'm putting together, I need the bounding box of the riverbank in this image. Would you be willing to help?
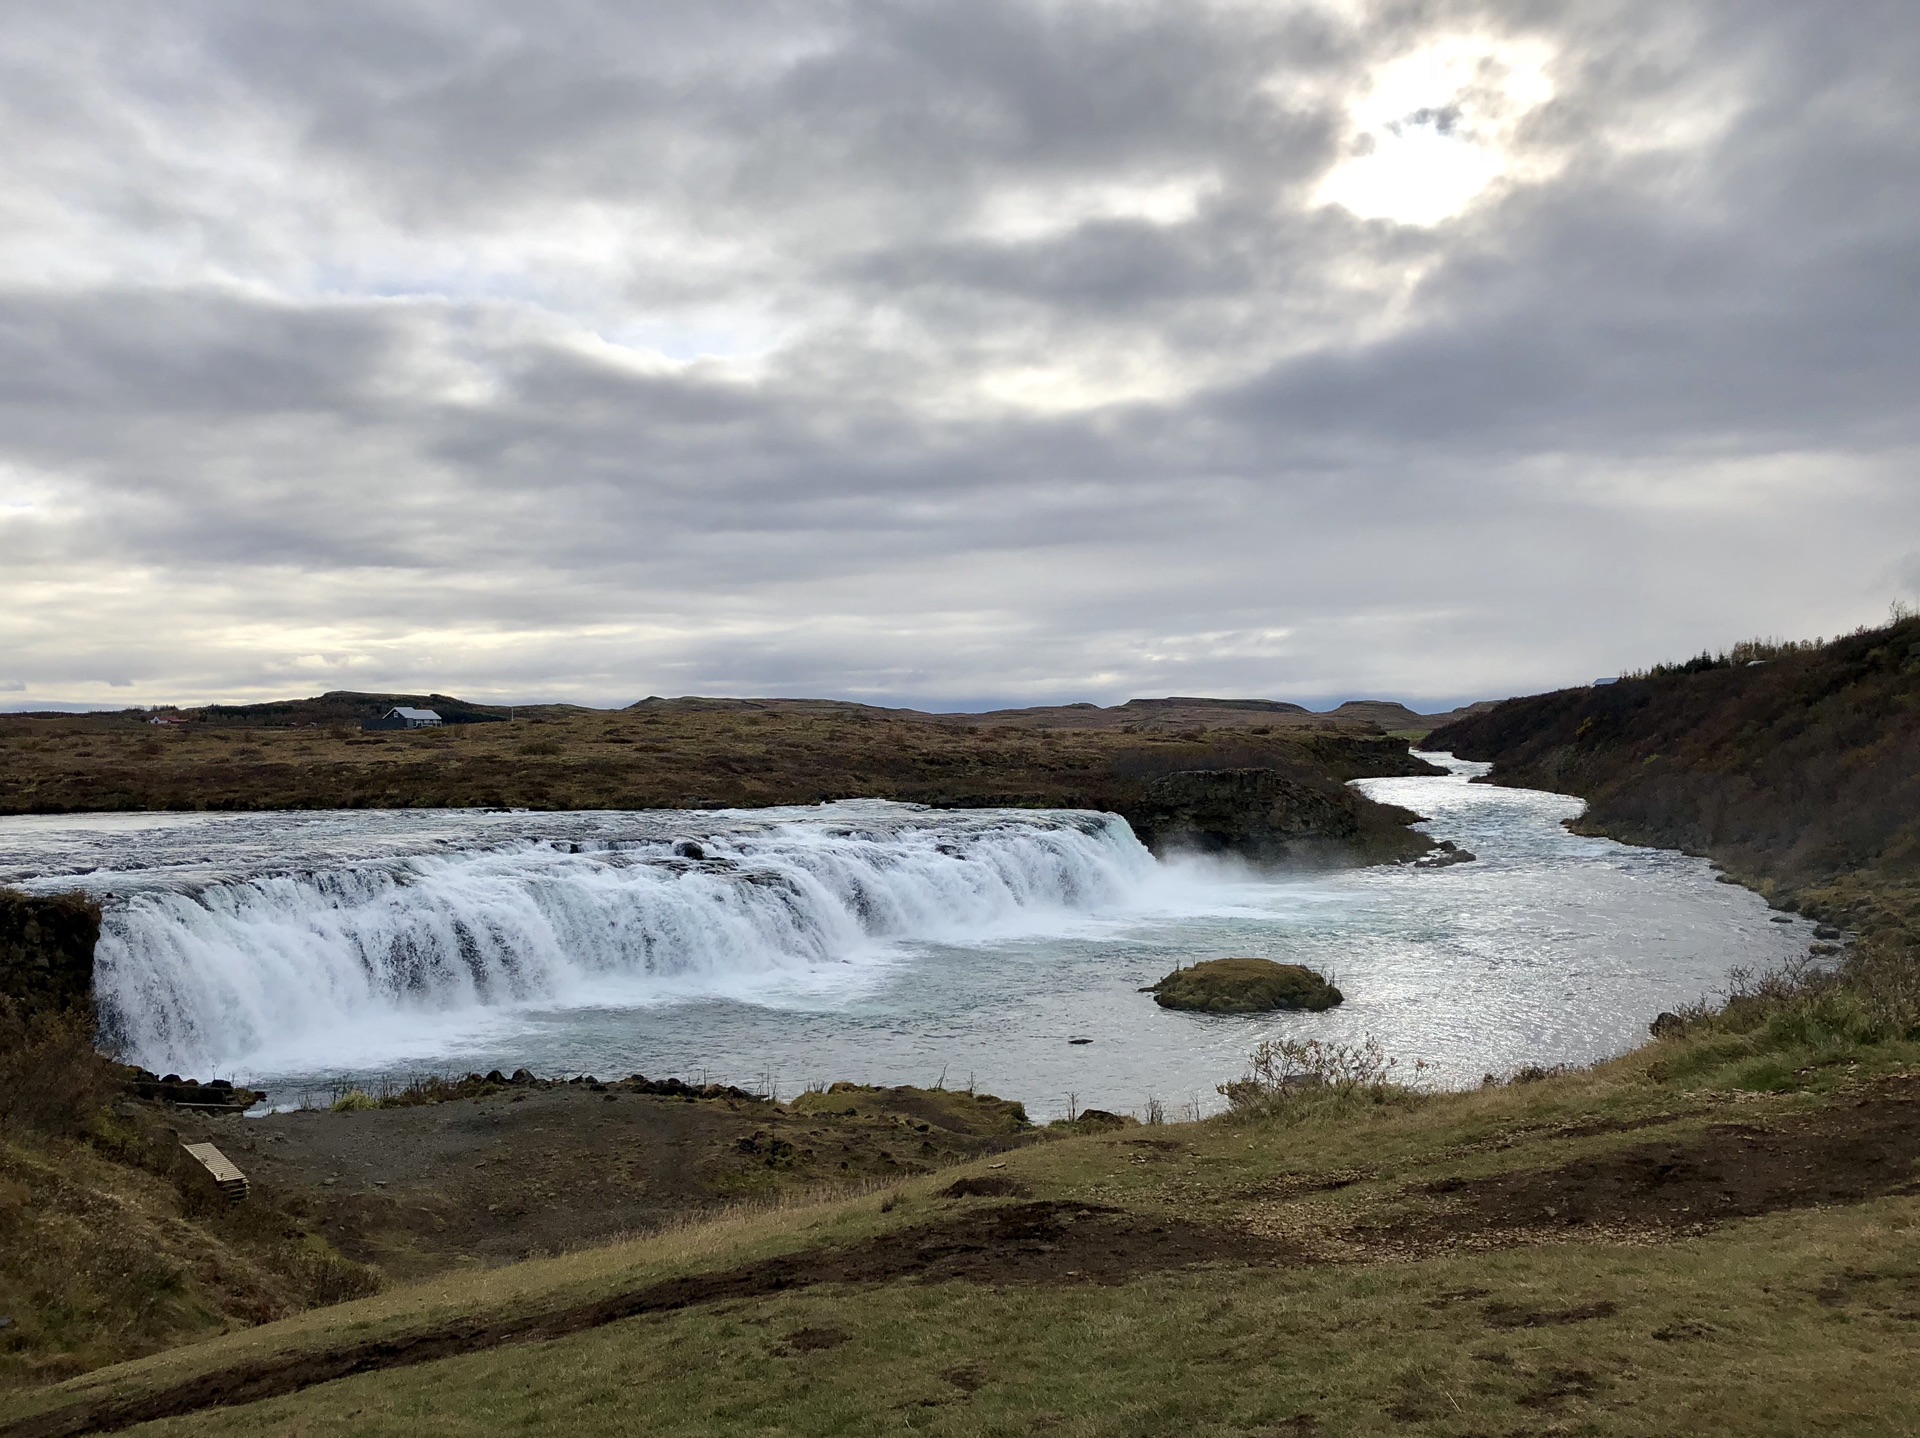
[1429,612,1920,944]
[0,1038,1054,1389]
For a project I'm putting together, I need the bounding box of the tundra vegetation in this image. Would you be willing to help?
[0,695,1447,863]
[1,644,1918,1434]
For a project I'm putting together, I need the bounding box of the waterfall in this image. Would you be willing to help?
[34,803,1154,1074]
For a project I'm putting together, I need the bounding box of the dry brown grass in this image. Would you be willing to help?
[0,1003,120,1142]
[0,703,1439,869]
[0,703,1424,817]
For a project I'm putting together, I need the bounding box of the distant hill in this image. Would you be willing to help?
[627,694,1484,735]
[1324,699,1498,733]
[1430,615,1920,937]
[0,690,1442,864]
[181,692,575,727]
[9,689,1487,737]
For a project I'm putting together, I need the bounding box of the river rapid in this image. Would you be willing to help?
[0,755,1816,1119]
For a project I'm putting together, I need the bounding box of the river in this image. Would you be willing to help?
[0,754,1815,1118]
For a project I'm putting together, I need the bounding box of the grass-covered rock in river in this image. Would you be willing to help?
[1151,957,1343,1013]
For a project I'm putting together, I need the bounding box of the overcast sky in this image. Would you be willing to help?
[2,0,1916,712]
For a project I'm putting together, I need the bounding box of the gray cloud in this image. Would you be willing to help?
[1,0,1917,711]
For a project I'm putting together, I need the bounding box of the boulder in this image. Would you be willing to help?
[1414,841,1477,868]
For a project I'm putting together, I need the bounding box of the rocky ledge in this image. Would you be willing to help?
[1119,766,1438,865]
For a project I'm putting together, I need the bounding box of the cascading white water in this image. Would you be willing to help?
[3,802,1152,1076]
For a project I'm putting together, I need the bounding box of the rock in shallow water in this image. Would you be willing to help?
[1413,840,1477,869]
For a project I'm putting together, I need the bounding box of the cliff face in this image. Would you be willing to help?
[0,890,101,1017]
[1429,615,1920,935]
[1118,767,1436,865]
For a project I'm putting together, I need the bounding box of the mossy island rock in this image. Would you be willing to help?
[1150,958,1343,1014]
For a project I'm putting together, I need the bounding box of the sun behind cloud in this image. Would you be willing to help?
[1315,32,1558,226]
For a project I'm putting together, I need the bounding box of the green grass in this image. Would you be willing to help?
[113,1199,1920,1438]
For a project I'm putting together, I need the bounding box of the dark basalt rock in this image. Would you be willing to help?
[1150,958,1343,1014]
[126,1068,267,1109]
[1414,840,1477,868]
[1119,767,1435,865]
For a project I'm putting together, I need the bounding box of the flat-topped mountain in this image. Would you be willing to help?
[38,690,1483,737]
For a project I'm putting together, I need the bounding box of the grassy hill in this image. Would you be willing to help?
[3,1024,1918,1437]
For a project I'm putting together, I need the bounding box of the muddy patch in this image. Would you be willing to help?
[1809,1265,1920,1321]
[940,1175,1032,1199]
[5,1202,1281,1438]
[1365,1079,1920,1249]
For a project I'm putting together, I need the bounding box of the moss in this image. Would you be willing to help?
[1150,958,1343,1013]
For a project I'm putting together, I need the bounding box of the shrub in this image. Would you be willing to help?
[1218,1035,1416,1118]
[1649,934,1920,1089]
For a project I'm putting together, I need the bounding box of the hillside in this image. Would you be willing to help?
[1430,614,1920,940]
[6,1027,1919,1436]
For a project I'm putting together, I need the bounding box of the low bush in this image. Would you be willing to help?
[1218,1035,1426,1121]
